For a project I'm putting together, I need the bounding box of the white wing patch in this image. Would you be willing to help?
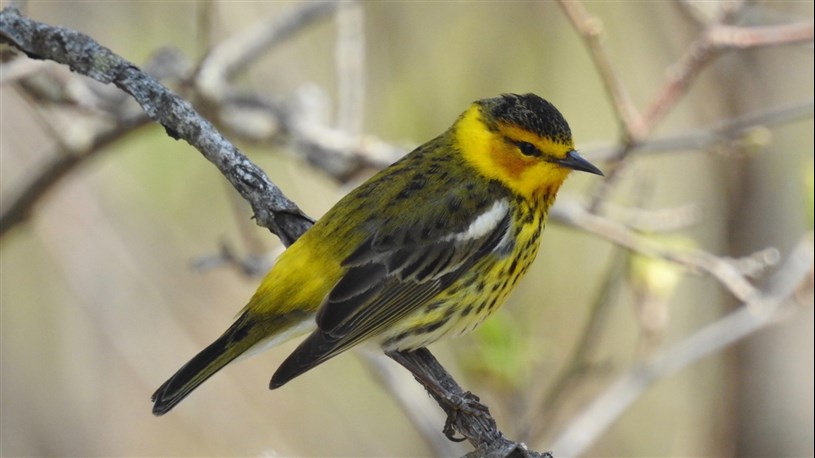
[447,199,509,242]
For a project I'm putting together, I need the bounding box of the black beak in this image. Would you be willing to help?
[556,150,604,176]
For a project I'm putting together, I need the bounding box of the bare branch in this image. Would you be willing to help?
[388,348,553,458]
[551,200,761,302]
[0,6,313,245]
[557,0,644,140]
[584,99,815,161]
[190,2,403,183]
[643,21,813,134]
[551,237,814,457]
[526,250,627,440]
[569,0,813,211]
[195,1,337,100]
[596,202,703,233]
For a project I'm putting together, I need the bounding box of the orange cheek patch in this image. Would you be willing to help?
[491,143,527,180]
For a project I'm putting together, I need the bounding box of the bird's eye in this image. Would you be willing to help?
[516,141,541,157]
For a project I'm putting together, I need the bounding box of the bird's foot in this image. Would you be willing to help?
[441,390,490,442]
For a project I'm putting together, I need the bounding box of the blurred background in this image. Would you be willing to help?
[1,1,812,457]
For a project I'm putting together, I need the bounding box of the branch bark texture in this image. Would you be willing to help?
[0,7,313,245]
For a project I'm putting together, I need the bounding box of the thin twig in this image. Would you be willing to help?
[584,99,815,161]
[195,1,337,101]
[524,249,627,441]
[551,200,760,303]
[637,1,747,136]
[550,237,814,457]
[190,1,401,182]
[570,0,813,210]
[557,0,644,140]
[597,203,703,233]
[642,21,813,135]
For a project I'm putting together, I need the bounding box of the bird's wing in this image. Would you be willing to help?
[270,198,512,388]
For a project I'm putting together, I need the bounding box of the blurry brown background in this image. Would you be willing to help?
[1,1,812,457]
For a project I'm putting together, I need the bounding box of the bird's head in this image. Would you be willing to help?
[455,93,603,200]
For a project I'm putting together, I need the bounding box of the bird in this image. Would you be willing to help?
[151,93,603,415]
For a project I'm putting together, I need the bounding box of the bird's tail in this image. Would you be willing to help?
[151,311,312,415]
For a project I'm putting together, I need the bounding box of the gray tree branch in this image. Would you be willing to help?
[1,6,313,246]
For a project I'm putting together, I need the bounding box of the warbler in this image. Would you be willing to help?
[151,93,602,415]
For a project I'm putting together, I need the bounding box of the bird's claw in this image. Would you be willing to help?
[442,390,491,442]
[443,418,467,442]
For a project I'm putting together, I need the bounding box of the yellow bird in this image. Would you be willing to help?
[152,93,602,415]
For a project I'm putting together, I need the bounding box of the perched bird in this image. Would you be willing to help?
[151,93,602,415]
